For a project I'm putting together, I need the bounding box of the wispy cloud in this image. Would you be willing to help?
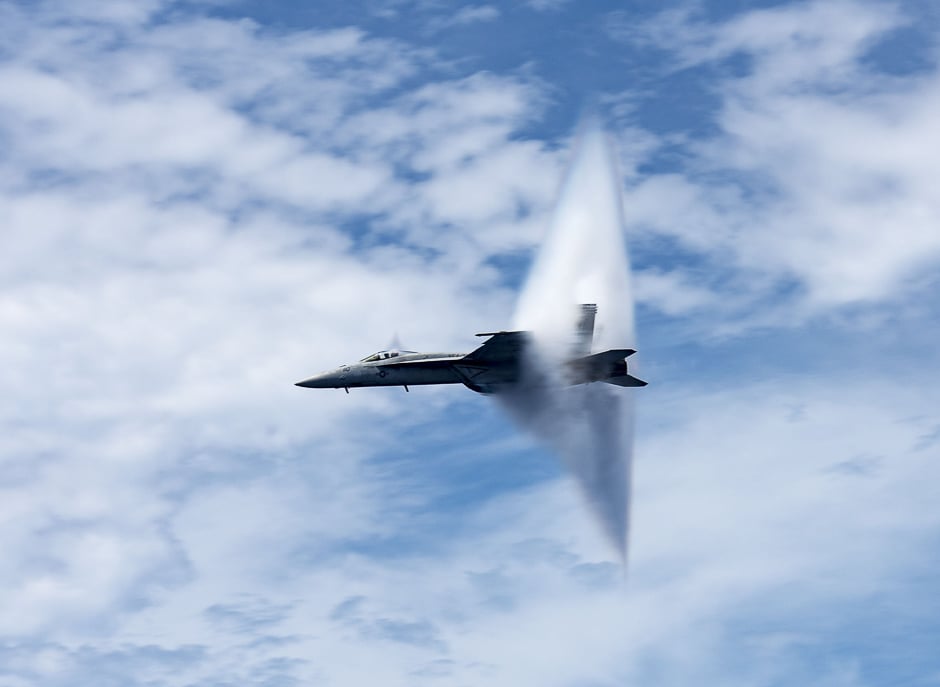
[426,4,500,32]
[526,0,573,12]
[0,0,555,655]
[2,0,940,684]
[615,0,940,327]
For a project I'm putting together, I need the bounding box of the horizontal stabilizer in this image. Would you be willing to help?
[604,374,648,387]
[574,348,636,366]
[567,348,636,383]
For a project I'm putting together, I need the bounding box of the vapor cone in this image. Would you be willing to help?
[501,120,637,558]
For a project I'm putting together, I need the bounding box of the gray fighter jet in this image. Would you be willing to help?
[295,304,647,394]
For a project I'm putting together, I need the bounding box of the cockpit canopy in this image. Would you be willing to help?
[360,350,401,363]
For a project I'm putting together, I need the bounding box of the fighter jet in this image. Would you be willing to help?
[295,304,647,394]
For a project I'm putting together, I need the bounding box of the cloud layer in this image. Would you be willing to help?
[2,0,940,685]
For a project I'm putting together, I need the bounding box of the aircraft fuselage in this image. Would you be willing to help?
[296,352,469,390]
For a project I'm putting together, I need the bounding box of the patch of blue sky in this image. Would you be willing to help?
[630,232,721,272]
[639,305,940,453]
[211,2,704,140]
[278,398,560,563]
[860,21,938,77]
[342,398,560,552]
[698,0,793,20]
[322,211,406,252]
[720,567,940,687]
[642,324,829,391]
[375,396,559,498]
[633,243,940,396]
[481,249,534,291]
[615,65,730,142]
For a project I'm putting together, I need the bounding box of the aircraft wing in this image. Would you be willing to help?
[462,331,529,365]
[604,374,648,387]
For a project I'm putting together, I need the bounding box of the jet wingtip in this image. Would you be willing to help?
[603,374,648,388]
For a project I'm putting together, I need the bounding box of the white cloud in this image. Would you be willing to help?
[0,0,558,657]
[2,0,939,684]
[633,268,715,316]
[34,0,170,26]
[95,377,937,686]
[428,4,500,31]
[340,72,561,251]
[525,0,572,12]
[618,0,940,319]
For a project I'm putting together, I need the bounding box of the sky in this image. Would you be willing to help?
[1,0,939,685]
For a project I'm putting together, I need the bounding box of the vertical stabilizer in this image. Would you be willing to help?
[572,303,597,357]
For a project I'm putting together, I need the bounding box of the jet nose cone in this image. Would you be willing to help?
[295,373,332,388]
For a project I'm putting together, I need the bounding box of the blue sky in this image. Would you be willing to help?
[2,0,940,685]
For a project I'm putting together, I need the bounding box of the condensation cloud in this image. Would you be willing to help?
[500,120,638,559]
